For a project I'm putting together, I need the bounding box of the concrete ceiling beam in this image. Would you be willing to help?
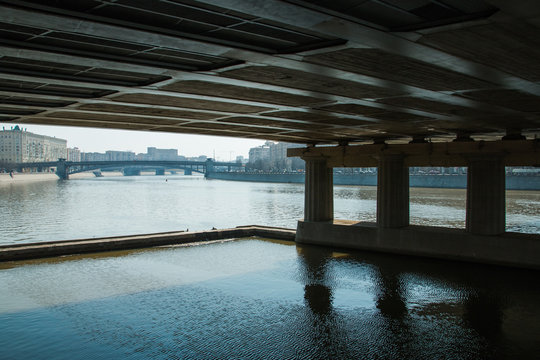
[288,139,540,167]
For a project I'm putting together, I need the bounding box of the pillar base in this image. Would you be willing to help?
[296,220,540,270]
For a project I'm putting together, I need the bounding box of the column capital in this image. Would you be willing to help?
[373,153,406,162]
[462,152,506,162]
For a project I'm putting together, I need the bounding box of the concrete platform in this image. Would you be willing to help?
[4,222,539,270]
[0,225,296,262]
[296,220,540,270]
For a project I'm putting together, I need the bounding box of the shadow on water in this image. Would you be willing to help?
[297,245,352,359]
[0,238,539,359]
[295,243,540,360]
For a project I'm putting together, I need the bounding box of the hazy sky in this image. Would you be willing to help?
[1,123,267,161]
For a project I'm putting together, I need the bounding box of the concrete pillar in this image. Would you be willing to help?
[55,159,69,180]
[466,155,505,235]
[377,154,409,228]
[304,157,333,222]
[123,168,141,176]
[205,159,214,178]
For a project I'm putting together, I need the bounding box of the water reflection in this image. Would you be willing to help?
[295,243,540,359]
[0,239,539,359]
[297,245,353,359]
[463,291,505,343]
[373,261,408,319]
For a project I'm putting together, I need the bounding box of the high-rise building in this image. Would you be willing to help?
[248,142,271,163]
[0,125,67,163]
[249,141,303,171]
[67,147,81,162]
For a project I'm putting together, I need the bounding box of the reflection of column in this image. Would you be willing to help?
[304,284,332,316]
[377,154,409,228]
[463,292,503,342]
[466,155,505,235]
[296,245,334,316]
[373,266,407,320]
[303,157,333,222]
[296,245,351,357]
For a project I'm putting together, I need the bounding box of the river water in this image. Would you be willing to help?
[1,174,539,245]
[1,175,540,359]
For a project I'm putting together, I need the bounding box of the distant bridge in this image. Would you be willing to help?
[15,159,243,179]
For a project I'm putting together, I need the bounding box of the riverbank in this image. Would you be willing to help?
[206,172,540,190]
[0,171,126,185]
[0,172,58,185]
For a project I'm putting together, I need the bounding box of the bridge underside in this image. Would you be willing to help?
[1,1,539,267]
[0,0,539,144]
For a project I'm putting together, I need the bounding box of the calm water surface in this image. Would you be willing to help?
[1,176,540,359]
[1,239,539,359]
[1,174,539,245]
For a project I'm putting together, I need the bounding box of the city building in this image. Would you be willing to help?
[67,147,81,162]
[187,155,207,162]
[0,125,66,163]
[147,147,178,161]
[269,142,303,171]
[81,152,106,162]
[249,141,304,171]
[105,150,136,161]
[236,155,246,164]
[248,142,271,163]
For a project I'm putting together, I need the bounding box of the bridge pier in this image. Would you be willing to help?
[377,154,409,228]
[304,157,333,222]
[293,140,540,269]
[204,159,214,178]
[184,168,192,175]
[466,155,505,235]
[123,168,141,176]
[55,159,69,180]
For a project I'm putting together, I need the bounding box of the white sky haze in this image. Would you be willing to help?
[1,123,267,161]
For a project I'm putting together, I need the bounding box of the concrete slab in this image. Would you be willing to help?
[296,220,540,270]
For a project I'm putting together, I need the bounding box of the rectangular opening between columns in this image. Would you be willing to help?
[333,167,377,224]
[409,166,466,229]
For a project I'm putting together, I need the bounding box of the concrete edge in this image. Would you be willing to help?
[0,225,296,262]
[296,220,540,270]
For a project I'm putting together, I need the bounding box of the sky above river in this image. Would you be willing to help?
[0,123,266,160]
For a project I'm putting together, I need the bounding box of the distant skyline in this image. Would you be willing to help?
[0,123,267,161]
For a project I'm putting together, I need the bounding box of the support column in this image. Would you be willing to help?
[204,159,214,178]
[466,155,505,235]
[55,159,69,180]
[304,157,333,222]
[377,154,409,228]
